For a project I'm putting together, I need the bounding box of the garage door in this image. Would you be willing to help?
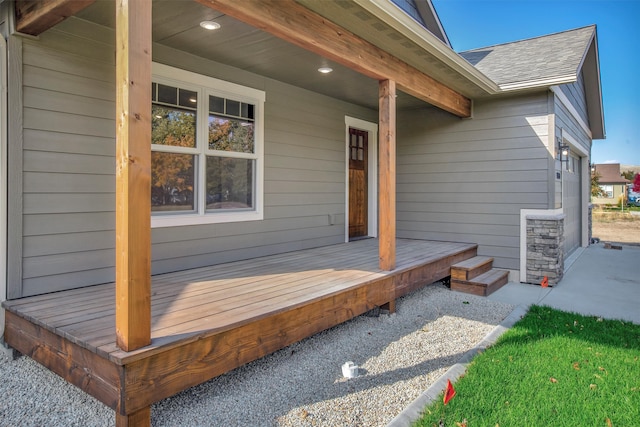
[563,155,581,256]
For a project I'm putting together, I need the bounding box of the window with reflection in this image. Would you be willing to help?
[151,65,264,226]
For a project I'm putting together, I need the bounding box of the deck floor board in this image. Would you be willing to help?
[3,238,478,417]
[5,239,476,362]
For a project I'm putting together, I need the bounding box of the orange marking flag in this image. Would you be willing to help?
[541,276,549,288]
[443,379,456,405]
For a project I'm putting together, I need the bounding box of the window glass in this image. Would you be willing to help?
[208,114,254,153]
[157,83,178,105]
[151,64,264,226]
[209,95,225,114]
[206,157,254,210]
[151,152,195,211]
[152,105,197,148]
[600,185,613,198]
[179,89,198,108]
[226,99,241,117]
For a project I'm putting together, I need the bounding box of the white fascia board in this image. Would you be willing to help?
[499,74,577,91]
[355,0,500,94]
[583,33,606,139]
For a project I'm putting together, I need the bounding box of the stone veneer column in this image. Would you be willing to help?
[526,213,565,285]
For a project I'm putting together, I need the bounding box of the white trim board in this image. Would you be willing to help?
[560,128,590,248]
[151,63,266,228]
[551,86,592,139]
[0,32,7,340]
[344,116,378,242]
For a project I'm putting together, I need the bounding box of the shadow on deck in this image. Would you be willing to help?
[2,238,477,422]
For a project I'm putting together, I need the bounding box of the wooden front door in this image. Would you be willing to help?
[349,127,368,239]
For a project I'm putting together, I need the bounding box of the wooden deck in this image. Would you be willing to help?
[3,239,477,422]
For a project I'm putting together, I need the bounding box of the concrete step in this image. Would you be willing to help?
[450,269,509,297]
[451,256,494,281]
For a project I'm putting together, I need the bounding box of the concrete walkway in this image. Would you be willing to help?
[488,242,640,324]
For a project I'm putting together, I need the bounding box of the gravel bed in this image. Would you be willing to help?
[1,283,514,427]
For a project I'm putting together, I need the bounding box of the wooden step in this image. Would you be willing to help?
[450,269,509,297]
[451,256,494,281]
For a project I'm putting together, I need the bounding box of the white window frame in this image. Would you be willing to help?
[151,63,265,228]
[600,185,613,199]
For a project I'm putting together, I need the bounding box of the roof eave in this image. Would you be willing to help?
[495,27,605,140]
[582,30,606,139]
[354,0,500,95]
[498,74,578,92]
[414,0,452,48]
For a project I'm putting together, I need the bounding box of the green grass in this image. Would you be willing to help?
[414,306,640,427]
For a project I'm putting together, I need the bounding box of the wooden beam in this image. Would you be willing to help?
[195,0,471,118]
[379,80,396,271]
[15,0,96,36]
[115,0,152,356]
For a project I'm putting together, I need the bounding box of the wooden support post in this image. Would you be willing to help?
[115,0,152,353]
[116,407,151,427]
[381,300,396,314]
[379,79,396,271]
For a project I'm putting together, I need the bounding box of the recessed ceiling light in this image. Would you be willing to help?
[318,67,333,74]
[200,21,221,31]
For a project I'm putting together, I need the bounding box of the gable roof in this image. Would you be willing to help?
[459,25,605,139]
[459,25,594,89]
[593,164,630,184]
[389,0,451,46]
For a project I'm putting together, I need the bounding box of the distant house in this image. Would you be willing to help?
[0,1,606,424]
[592,163,630,204]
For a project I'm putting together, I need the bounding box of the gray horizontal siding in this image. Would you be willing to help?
[554,79,591,211]
[397,94,551,271]
[556,83,592,154]
[19,28,116,296]
[23,212,115,236]
[15,17,375,297]
[559,72,589,129]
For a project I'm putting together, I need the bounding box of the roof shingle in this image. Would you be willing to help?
[593,163,630,184]
[459,26,595,88]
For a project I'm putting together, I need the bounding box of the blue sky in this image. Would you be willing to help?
[433,0,640,166]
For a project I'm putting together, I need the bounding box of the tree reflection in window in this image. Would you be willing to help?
[151,105,196,211]
[208,115,254,153]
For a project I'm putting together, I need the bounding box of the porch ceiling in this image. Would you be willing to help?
[73,0,473,112]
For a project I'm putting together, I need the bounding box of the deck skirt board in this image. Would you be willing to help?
[3,239,477,417]
[3,312,123,412]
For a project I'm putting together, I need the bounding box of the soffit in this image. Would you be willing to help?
[296,0,492,98]
[75,0,439,111]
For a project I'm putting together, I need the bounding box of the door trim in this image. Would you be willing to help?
[345,116,378,242]
[559,128,589,248]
